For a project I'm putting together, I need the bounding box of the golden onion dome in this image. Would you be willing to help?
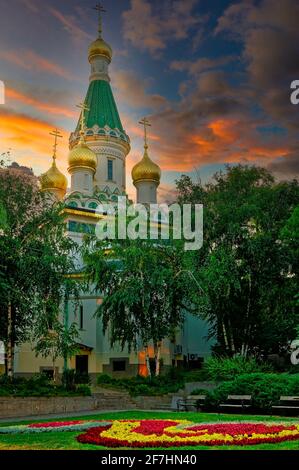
[132,146,161,185]
[40,159,67,197]
[68,135,97,172]
[88,36,112,63]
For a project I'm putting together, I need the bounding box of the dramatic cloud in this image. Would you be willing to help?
[171,56,235,76]
[6,87,76,119]
[113,69,168,111]
[142,62,295,175]
[215,0,299,130]
[128,0,299,180]
[1,0,298,194]
[20,0,38,13]
[0,108,69,176]
[0,49,73,80]
[49,7,93,43]
[122,0,205,56]
[268,151,299,180]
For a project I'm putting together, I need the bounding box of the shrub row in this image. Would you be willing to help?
[97,370,185,396]
[202,356,273,381]
[0,374,91,397]
[191,373,299,411]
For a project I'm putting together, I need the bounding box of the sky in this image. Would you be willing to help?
[0,0,299,201]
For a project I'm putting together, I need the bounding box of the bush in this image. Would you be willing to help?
[205,373,299,411]
[203,356,273,381]
[0,374,91,397]
[75,372,91,385]
[190,388,211,396]
[62,369,91,390]
[62,369,76,391]
[96,371,185,396]
[131,384,156,396]
[76,384,91,396]
[97,373,116,385]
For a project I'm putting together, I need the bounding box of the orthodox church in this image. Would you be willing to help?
[13,11,212,380]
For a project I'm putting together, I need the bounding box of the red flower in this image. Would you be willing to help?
[29,420,83,428]
[76,420,299,448]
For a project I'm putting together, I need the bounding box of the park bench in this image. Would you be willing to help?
[272,396,299,415]
[219,395,252,411]
[177,395,206,412]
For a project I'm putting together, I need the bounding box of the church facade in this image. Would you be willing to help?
[13,14,212,380]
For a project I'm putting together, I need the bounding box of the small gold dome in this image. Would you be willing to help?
[132,146,161,185]
[88,37,112,63]
[68,136,97,172]
[40,160,67,198]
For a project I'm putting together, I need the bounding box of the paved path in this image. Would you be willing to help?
[0,409,172,424]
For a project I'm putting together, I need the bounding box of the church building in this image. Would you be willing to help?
[13,9,212,380]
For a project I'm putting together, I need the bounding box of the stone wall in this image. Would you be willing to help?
[132,395,172,410]
[0,393,173,419]
[0,396,97,419]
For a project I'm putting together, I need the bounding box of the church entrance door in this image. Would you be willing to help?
[76,355,88,374]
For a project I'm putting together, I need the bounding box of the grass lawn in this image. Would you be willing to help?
[0,411,299,450]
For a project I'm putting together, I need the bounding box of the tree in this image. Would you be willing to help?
[0,166,79,378]
[34,320,79,383]
[280,205,299,275]
[176,165,299,357]
[84,238,190,376]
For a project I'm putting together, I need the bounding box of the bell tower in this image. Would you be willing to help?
[69,3,130,198]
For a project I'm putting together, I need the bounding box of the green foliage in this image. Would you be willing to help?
[0,374,91,397]
[205,373,299,411]
[203,356,273,381]
[62,369,91,391]
[75,384,92,396]
[97,371,185,396]
[84,236,190,375]
[176,165,299,356]
[0,167,80,376]
[34,324,80,381]
[190,388,210,395]
[62,369,76,391]
[97,373,115,385]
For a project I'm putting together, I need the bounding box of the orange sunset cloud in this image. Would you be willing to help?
[0,109,69,175]
[0,50,73,80]
[6,88,77,119]
[145,114,294,174]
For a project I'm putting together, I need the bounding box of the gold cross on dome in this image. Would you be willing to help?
[139,117,151,148]
[76,102,90,134]
[93,3,106,37]
[49,129,63,161]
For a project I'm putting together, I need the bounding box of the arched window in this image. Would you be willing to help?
[107,159,113,181]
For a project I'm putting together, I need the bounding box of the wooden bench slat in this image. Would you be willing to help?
[272,405,299,409]
[227,395,252,400]
[219,404,245,408]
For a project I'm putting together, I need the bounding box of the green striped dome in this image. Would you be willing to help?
[78,80,124,132]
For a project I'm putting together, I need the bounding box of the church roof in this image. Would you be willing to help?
[78,79,124,132]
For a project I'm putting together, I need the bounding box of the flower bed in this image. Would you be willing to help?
[0,420,110,434]
[77,419,299,447]
[2,418,299,447]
